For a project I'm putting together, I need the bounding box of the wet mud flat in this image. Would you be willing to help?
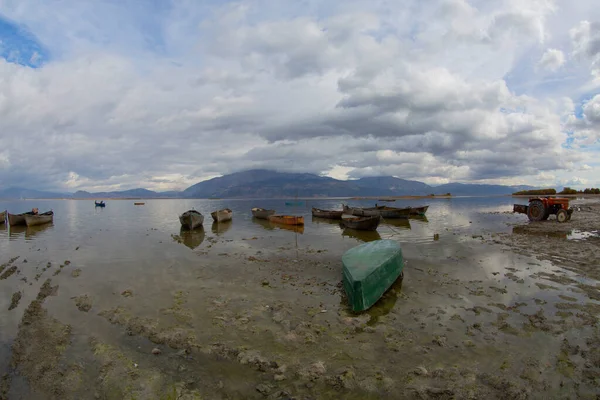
[1,206,600,399]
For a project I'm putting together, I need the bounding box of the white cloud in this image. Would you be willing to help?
[0,1,598,192]
[538,48,565,71]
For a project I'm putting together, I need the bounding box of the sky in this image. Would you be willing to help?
[0,0,599,192]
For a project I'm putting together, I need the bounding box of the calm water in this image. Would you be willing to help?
[0,197,521,255]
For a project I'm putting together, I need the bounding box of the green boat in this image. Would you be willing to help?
[342,240,404,312]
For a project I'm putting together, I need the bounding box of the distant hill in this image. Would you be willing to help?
[0,170,537,199]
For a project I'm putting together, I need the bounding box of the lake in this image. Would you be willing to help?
[1,196,596,399]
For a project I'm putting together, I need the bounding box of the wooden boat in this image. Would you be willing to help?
[24,211,54,227]
[7,211,36,226]
[251,207,275,220]
[268,215,304,225]
[343,204,411,219]
[378,198,396,202]
[410,205,429,215]
[134,202,145,205]
[285,201,304,206]
[179,210,204,229]
[340,215,380,231]
[95,201,106,207]
[342,239,404,312]
[0,210,5,224]
[211,208,233,223]
[311,207,344,219]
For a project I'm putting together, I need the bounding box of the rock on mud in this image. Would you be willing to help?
[72,295,93,312]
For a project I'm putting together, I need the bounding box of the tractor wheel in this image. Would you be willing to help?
[527,200,546,221]
[557,209,568,223]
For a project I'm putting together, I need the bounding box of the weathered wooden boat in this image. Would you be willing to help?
[134,202,145,205]
[378,198,396,202]
[24,211,54,227]
[211,208,233,223]
[95,201,106,207]
[410,205,429,216]
[342,239,404,312]
[179,210,204,229]
[268,215,304,225]
[285,201,304,206]
[251,207,275,220]
[311,207,344,219]
[7,211,37,226]
[0,210,5,224]
[343,204,411,219]
[340,215,380,231]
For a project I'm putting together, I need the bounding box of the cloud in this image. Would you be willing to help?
[570,20,600,77]
[0,1,598,192]
[538,48,565,71]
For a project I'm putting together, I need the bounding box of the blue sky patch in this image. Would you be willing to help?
[0,15,49,67]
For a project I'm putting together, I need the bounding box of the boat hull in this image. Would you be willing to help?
[24,212,54,227]
[268,215,304,225]
[95,201,106,207]
[342,240,404,312]
[0,210,5,224]
[179,210,204,229]
[211,208,233,223]
[410,205,429,216]
[311,208,343,219]
[7,212,35,226]
[251,208,275,220]
[340,215,380,231]
[343,205,411,219]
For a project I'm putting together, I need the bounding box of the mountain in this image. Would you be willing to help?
[0,170,537,199]
[181,169,533,198]
[72,188,178,199]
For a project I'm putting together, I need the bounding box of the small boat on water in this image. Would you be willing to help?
[378,198,396,202]
[24,211,54,227]
[343,204,411,219]
[7,211,37,226]
[134,202,145,205]
[285,201,304,206]
[311,207,344,219]
[251,207,275,220]
[410,205,429,216]
[95,201,106,207]
[179,210,204,229]
[0,210,5,224]
[268,215,304,225]
[342,239,404,312]
[340,215,381,231]
[270,222,305,234]
[211,208,233,223]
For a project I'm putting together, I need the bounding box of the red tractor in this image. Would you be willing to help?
[513,197,573,223]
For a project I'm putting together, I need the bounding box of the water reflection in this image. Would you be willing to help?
[381,219,411,230]
[409,215,429,223]
[212,221,232,235]
[341,228,382,242]
[311,216,341,225]
[8,224,54,240]
[270,222,305,234]
[252,218,274,231]
[175,227,206,249]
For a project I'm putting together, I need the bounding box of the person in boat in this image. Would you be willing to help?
[32,208,39,215]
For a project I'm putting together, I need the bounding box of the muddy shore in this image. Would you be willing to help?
[1,201,599,399]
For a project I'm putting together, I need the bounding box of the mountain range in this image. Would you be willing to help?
[0,169,535,199]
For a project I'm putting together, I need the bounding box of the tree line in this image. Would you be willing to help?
[513,188,600,195]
